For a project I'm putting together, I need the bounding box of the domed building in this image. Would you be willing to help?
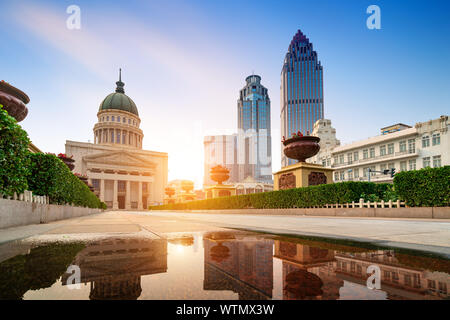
[65,70,168,209]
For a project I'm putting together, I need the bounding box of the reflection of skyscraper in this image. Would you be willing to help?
[237,75,272,183]
[203,234,273,299]
[281,30,324,166]
[62,238,167,300]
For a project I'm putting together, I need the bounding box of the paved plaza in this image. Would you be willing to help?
[0,211,449,257]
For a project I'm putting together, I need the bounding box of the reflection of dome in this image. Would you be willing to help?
[284,270,323,299]
[98,70,139,116]
[210,243,230,263]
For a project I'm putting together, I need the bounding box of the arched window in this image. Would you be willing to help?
[117,116,120,122]
[112,116,115,122]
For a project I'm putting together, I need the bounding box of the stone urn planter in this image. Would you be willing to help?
[181,180,194,193]
[283,136,320,163]
[58,154,75,171]
[0,81,29,122]
[210,165,230,185]
[165,187,175,198]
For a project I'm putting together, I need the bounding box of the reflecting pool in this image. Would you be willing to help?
[0,231,448,300]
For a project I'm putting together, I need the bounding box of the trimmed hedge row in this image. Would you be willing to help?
[0,105,30,196]
[27,153,105,209]
[394,166,449,207]
[150,181,391,210]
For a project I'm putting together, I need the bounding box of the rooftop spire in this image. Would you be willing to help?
[115,68,125,93]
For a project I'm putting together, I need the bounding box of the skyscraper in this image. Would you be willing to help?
[281,30,324,166]
[237,75,272,183]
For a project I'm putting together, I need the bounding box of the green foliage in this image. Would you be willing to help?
[393,166,450,207]
[0,243,85,299]
[150,181,391,210]
[27,153,103,208]
[0,105,31,196]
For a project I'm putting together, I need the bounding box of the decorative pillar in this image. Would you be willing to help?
[138,180,143,210]
[100,179,105,202]
[125,180,131,210]
[113,179,119,209]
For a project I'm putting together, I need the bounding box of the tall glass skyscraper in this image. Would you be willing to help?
[281,30,324,166]
[237,75,272,183]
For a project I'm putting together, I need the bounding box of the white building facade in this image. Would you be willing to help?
[311,116,448,183]
[66,72,168,209]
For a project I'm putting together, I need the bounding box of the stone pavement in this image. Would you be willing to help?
[0,210,449,257]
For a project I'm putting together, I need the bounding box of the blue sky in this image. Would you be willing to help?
[1,0,449,187]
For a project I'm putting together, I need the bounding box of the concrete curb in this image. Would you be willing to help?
[151,206,450,219]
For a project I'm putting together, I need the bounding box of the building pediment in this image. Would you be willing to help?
[83,150,156,169]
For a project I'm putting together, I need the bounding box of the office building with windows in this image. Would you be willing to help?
[237,75,272,183]
[314,116,449,183]
[281,29,324,166]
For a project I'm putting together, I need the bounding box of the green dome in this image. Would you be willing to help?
[99,92,139,116]
[98,69,139,116]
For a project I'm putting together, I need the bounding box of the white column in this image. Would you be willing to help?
[138,180,143,210]
[100,179,105,202]
[125,180,131,210]
[113,179,119,209]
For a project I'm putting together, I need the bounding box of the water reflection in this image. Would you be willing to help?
[0,232,448,300]
[60,238,167,300]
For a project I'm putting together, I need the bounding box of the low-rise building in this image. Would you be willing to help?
[310,116,448,183]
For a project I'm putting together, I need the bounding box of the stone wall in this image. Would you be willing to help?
[0,198,103,229]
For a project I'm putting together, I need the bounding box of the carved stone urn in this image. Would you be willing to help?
[0,81,29,122]
[210,165,230,185]
[283,136,321,163]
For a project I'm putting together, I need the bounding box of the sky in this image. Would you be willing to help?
[1,0,449,188]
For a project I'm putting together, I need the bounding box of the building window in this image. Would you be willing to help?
[334,172,339,181]
[363,149,368,159]
[111,131,114,143]
[400,161,407,171]
[388,162,395,170]
[428,280,436,290]
[92,179,100,190]
[363,167,368,178]
[322,159,326,167]
[423,157,431,168]
[106,116,109,121]
[432,133,440,146]
[408,139,415,153]
[339,154,344,164]
[369,147,375,158]
[340,171,345,180]
[347,153,353,164]
[380,163,387,171]
[117,116,120,122]
[433,155,441,168]
[408,159,416,171]
[404,275,412,287]
[353,151,359,161]
[422,136,430,148]
[354,168,359,178]
[326,158,331,166]
[112,116,115,122]
[122,133,126,144]
[399,141,406,152]
[438,282,447,294]
[118,181,126,192]
[380,145,386,156]
[117,132,120,143]
[128,119,131,124]
[348,170,353,180]
[388,143,394,154]
[123,117,126,123]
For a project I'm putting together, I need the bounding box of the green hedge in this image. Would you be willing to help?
[27,153,104,209]
[0,105,30,196]
[150,181,391,210]
[394,166,450,207]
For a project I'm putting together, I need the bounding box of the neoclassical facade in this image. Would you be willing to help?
[65,71,168,209]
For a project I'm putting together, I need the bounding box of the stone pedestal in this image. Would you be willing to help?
[204,185,237,199]
[273,162,334,191]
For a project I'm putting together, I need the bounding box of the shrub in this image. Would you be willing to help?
[394,166,450,207]
[150,181,391,210]
[0,105,31,196]
[27,153,103,208]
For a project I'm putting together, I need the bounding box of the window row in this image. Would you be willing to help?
[422,133,440,148]
[100,115,138,127]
